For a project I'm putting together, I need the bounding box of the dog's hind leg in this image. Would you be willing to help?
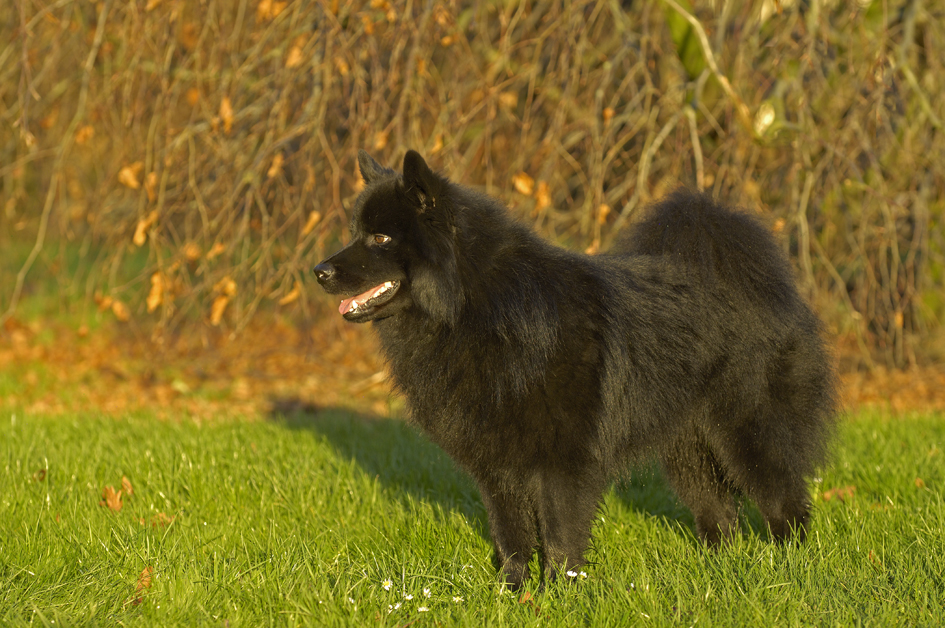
[723,430,812,543]
[662,435,738,546]
[757,485,811,543]
[534,469,608,583]
[479,483,538,591]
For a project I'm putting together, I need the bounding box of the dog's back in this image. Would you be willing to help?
[618,190,797,306]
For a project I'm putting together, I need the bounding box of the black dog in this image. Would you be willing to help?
[314,150,836,590]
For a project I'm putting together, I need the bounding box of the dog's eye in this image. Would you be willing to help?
[373,234,391,245]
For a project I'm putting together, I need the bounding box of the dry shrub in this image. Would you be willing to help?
[0,0,943,369]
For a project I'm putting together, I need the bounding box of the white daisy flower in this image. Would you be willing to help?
[423,587,431,598]
[452,596,464,603]
[418,607,429,612]
[382,579,392,591]
[566,570,578,578]
[404,594,414,600]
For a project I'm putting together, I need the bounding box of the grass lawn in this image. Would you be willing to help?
[1,407,943,626]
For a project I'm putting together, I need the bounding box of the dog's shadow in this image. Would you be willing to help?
[269,398,489,536]
[268,398,717,543]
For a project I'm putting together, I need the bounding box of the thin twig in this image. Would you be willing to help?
[660,0,753,134]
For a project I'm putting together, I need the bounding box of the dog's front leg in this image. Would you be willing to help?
[478,481,538,591]
[534,468,607,583]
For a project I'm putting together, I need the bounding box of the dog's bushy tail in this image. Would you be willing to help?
[617,189,797,305]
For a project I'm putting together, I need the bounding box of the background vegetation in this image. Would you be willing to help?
[1,0,944,370]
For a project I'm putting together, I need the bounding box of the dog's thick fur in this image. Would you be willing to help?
[314,150,837,590]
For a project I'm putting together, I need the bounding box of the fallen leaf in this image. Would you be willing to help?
[133,210,159,246]
[206,242,226,260]
[122,476,134,498]
[95,293,114,311]
[210,295,231,326]
[131,565,154,606]
[279,282,301,305]
[301,211,322,236]
[139,512,175,528]
[915,477,925,488]
[822,486,856,502]
[597,203,611,225]
[512,172,534,195]
[100,486,123,511]
[533,181,551,215]
[498,92,518,110]
[373,131,388,151]
[267,153,284,179]
[111,300,130,322]
[153,512,175,527]
[146,0,162,10]
[209,277,236,324]
[286,44,304,68]
[220,97,234,134]
[214,276,237,296]
[183,242,202,262]
[75,125,95,145]
[136,566,153,594]
[754,101,776,136]
[519,590,541,616]
[603,107,615,125]
[144,172,158,202]
[118,162,144,189]
[211,277,236,325]
[256,0,287,21]
[186,87,200,107]
[434,4,450,25]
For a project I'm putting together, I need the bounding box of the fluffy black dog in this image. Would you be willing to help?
[314,150,836,590]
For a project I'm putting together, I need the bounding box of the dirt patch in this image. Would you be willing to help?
[2,314,943,419]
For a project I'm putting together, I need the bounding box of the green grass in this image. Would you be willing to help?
[1,408,943,626]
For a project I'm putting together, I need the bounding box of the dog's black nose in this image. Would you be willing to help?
[313,262,335,283]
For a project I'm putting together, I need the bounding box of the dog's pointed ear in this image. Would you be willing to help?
[402,150,441,213]
[358,150,393,185]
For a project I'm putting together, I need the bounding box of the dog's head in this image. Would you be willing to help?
[314,150,463,324]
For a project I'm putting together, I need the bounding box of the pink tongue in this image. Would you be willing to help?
[339,283,388,315]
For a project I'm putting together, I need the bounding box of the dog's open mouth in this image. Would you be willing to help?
[339,280,400,318]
